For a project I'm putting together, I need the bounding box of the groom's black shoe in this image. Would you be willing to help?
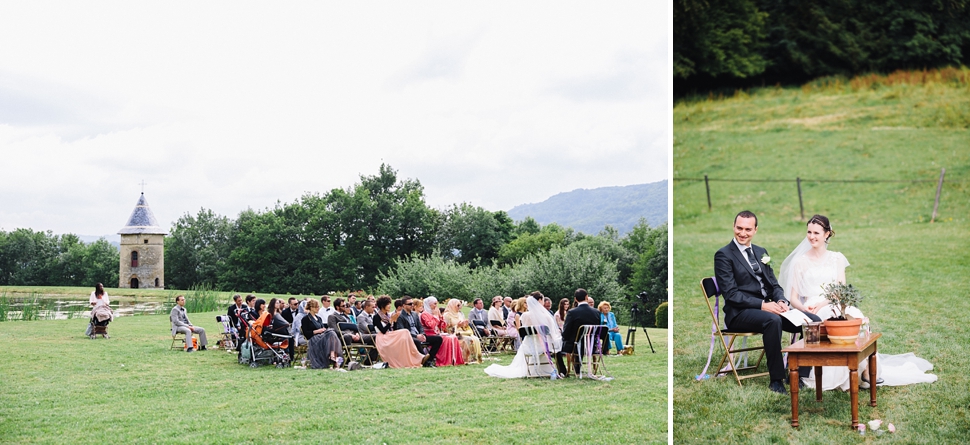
[769,380,787,395]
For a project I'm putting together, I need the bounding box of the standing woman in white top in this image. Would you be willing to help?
[86,283,113,336]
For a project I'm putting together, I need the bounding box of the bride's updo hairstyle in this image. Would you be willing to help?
[807,214,834,242]
[529,291,544,302]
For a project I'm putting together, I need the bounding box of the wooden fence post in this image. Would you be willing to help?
[796,177,804,220]
[931,168,946,223]
[704,175,711,211]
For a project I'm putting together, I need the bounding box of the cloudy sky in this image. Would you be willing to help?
[0,2,669,238]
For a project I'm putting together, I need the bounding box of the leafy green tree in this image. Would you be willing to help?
[0,229,59,285]
[376,255,476,302]
[436,203,513,266]
[674,0,768,79]
[760,0,970,80]
[497,223,571,266]
[631,223,668,325]
[496,244,624,303]
[513,216,541,236]
[570,226,638,286]
[81,238,119,286]
[165,209,233,290]
[325,164,438,289]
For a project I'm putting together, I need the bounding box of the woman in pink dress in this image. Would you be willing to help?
[371,295,428,368]
[421,297,465,366]
[505,297,526,350]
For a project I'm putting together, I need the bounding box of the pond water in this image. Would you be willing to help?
[0,296,169,321]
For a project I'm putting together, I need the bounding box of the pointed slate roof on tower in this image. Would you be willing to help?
[118,193,167,235]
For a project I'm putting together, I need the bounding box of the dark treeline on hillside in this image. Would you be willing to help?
[166,165,668,326]
[0,230,118,287]
[675,0,970,94]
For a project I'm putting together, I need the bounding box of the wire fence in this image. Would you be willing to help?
[674,168,952,222]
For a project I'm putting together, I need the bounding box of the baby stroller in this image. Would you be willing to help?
[237,311,291,368]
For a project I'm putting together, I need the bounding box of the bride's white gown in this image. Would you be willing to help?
[786,250,937,391]
[484,299,562,379]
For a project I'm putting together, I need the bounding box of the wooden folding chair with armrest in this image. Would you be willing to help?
[700,276,768,386]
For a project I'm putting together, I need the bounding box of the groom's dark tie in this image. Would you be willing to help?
[745,247,762,274]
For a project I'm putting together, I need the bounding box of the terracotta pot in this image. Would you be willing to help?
[823,318,863,344]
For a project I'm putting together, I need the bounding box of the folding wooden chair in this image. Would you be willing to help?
[171,331,186,349]
[337,322,378,367]
[565,325,610,379]
[700,276,768,386]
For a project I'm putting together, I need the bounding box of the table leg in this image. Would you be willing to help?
[814,366,823,402]
[869,348,877,407]
[849,370,859,429]
[790,366,800,428]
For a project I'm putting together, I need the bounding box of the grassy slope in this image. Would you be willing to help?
[673,77,970,443]
[0,312,667,444]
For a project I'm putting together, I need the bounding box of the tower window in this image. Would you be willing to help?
[155,278,160,287]
[144,239,148,244]
[131,251,139,267]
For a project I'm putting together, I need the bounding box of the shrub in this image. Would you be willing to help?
[654,302,668,329]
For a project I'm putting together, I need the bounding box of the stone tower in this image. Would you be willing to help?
[118,193,167,289]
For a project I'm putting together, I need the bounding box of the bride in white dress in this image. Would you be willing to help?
[484,294,562,379]
[778,214,937,391]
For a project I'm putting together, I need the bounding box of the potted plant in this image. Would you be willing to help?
[820,282,864,344]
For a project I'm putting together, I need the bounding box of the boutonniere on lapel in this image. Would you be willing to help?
[760,254,771,266]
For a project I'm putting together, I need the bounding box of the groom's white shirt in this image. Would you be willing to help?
[733,237,769,297]
[732,238,757,272]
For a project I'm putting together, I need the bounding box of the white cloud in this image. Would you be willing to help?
[0,1,668,236]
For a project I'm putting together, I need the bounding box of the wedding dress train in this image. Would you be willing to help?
[484,297,562,379]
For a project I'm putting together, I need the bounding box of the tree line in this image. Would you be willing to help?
[675,0,970,91]
[166,165,668,326]
[0,229,118,287]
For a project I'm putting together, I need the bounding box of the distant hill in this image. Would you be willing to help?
[78,235,121,249]
[507,181,668,235]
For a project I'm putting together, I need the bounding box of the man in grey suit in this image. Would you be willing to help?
[171,295,208,352]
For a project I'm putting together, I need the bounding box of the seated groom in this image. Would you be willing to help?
[555,288,606,377]
[715,210,820,394]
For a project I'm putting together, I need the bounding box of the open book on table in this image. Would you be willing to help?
[780,308,813,327]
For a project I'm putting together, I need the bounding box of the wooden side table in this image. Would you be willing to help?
[782,332,880,428]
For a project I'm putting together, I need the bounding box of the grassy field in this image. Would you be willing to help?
[673,72,970,443]
[0,307,667,444]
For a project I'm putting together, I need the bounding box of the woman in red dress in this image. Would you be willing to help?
[420,296,465,366]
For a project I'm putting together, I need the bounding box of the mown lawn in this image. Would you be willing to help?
[0,311,667,444]
[673,76,970,443]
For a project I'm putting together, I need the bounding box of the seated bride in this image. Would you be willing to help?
[779,214,937,391]
[484,292,562,379]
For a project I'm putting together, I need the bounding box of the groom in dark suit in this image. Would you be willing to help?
[715,210,820,394]
[555,288,607,377]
